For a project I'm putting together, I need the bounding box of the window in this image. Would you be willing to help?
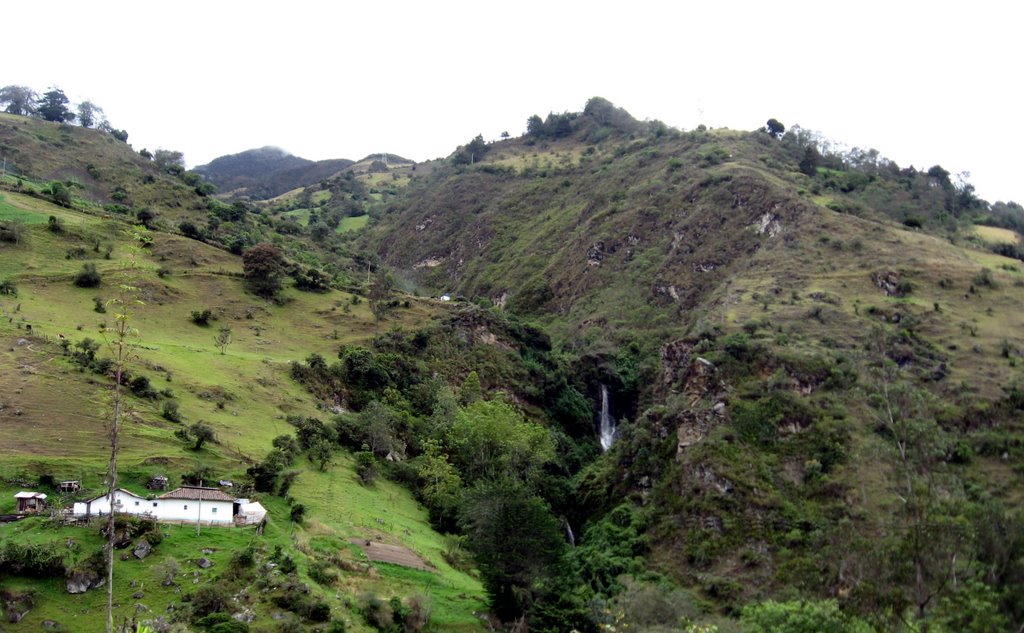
[184,504,188,510]
[152,502,158,507]
[212,507,217,513]
[134,501,140,506]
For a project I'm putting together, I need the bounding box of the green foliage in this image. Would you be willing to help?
[448,398,555,484]
[458,370,482,405]
[460,481,566,621]
[36,87,75,123]
[191,308,214,326]
[574,504,648,595]
[73,262,102,287]
[0,540,70,577]
[741,599,874,632]
[161,399,182,423]
[765,118,786,139]
[242,242,287,298]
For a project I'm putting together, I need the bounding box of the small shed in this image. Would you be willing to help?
[146,475,169,491]
[234,500,267,526]
[14,491,47,513]
[58,480,81,493]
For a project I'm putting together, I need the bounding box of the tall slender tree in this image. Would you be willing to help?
[101,227,148,632]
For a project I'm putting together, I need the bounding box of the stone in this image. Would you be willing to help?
[132,591,144,599]
[713,402,727,415]
[65,570,104,594]
[196,557,213,569]
[42,620,62,630]
[133,539,152,559]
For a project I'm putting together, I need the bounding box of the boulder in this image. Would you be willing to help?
[196,557,213,569]
[133,539,152,559]
[1,589,33,623]
[65,570,104,594]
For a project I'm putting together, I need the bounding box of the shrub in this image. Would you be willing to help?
[93,296,106,313]
[0,278,18,296]
[188,583,232,620]
[191,309,214,326]
[73,263,102,288]
[289,503,306,524]
[162,400,182,423]
[130,374,158,398]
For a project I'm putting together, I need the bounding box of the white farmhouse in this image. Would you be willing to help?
[73,488,148,518]
[72,486,236,525]
[155,487,235,524]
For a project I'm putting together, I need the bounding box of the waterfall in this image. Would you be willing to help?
[599,384,616,451]
[564,519,576,547]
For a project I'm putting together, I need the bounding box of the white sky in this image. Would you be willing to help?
[5,1,1021,202]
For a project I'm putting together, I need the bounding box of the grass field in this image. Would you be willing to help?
[338,214,369,233]
[0,190,486,630]
[974,224,1021,245]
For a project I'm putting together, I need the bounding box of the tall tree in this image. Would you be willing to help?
[460,481,566,622]
[0,85,37,115]
[101,228,147,632]
[243,243,287,298]
[765,118,785,139]
[37,87,75,123]
[77,100,103,128]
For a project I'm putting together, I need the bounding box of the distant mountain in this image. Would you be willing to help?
[194,146,355,199]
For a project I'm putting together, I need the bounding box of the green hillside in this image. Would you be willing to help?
[2,98,1024,633]
[0,181,487,632]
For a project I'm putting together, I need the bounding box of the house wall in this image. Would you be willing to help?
[81,490,149,516]
[74,490,234,524]
[152,498,233,524]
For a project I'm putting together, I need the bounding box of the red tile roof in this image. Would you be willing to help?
[157,487,235,502]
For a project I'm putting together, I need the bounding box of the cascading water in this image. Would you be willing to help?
[599,384,616,451]
[564,519,576,547]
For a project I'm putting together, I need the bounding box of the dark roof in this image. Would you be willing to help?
[158,487,235,502]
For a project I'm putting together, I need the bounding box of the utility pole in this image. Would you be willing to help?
[196,481,203,536]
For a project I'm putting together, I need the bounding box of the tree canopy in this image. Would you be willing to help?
[0,85,37,116]
[243,243,288,298]
[37,88,75,123]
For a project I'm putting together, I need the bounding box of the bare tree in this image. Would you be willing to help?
[101,228,147,632]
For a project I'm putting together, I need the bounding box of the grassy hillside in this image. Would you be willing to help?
[0,113,211,228]
[354,100,1024,630]
[4,98,1024,632]
[0,188,487,631]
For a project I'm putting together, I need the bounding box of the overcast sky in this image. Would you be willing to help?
[5,1,1020,202]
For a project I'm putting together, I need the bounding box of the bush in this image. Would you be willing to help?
[191,308,214,326]
[162,400,182,423]
[73,263,102,288]
[0,278,18,296]
[741,598,873,633]
[130,374,158,398]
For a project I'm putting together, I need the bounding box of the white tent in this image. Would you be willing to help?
[235,500,267,525]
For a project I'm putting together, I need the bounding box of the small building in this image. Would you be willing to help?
[72,486,236,525]
[234,499,267,526]
[155,487,235,524]
[439,294,451,302]
[73,488,148,518]
[58,480,81,493]
[14,491,47,513]
[146,475,169,491]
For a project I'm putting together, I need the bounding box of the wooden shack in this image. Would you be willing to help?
[14,491,47,513]
[58,480,81,493]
